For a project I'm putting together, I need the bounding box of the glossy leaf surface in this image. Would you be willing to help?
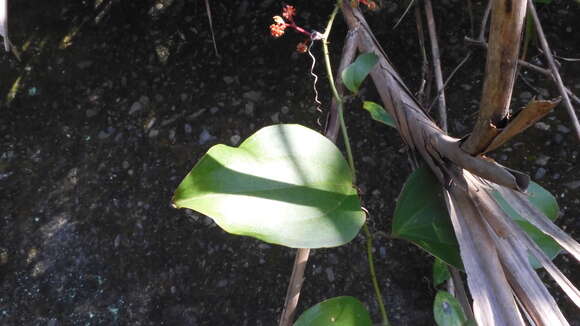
[173,124,365,248]
[294,296,373,326]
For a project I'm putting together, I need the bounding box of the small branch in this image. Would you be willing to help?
[427,52,472,113]
[424,0,448,132]
[527,0,580,142]
[466,37,580,107]
[278,248,311,326]
[462,0,527,155]
[393,0,415,29]
[414,3,430,107]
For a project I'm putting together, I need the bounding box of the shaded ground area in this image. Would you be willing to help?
[0,0,578,325]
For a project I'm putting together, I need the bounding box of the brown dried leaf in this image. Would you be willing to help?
[484,98,561,153]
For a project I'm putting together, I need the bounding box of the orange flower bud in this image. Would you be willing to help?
[282,5,296,20]
[296,42,308,53]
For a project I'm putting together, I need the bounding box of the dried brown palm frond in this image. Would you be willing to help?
[341,1,580,325]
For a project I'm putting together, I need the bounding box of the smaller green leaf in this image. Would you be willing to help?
[391,167,462,269]
[491,181,561,268]
[294,296,372,326]
[433,258,451,287]
[433,291,468,326]
[362,101,397,128]
[342,52,379,94]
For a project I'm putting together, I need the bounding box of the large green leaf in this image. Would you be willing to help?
[341,52,379,94]
[392,167,560,269]
[172,124,365,248]
[391,167,462,268]
[433,291,469,326]
[294,296,373,326]
[362,101,397,129]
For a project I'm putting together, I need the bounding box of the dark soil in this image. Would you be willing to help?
[1,0,578,325]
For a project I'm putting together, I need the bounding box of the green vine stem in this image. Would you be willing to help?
[320,2,390,325]
[321,2,356,183]
[364,222,391,326]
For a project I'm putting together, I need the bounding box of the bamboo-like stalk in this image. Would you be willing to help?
[461,0,528,154]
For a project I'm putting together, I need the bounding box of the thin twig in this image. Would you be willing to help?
[393,0,416,29]
[424,0,448,132]
[465,36,580,107]
[204,0,220,58]
[278,248,310,326]
[427,51,472,113]
[414,3,430,106]
[527,0,580,141]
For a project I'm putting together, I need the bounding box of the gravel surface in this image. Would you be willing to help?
[1,1,579,325]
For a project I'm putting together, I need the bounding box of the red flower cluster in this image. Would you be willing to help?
[269,16,287,38]
[268,5,312,53]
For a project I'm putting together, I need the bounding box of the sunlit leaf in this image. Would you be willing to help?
[342,52,379,93]
[294,296,373,326]
[173,124,365,248]
[433,291,468,326]
[392,167,560,269]
[362,101,396,129]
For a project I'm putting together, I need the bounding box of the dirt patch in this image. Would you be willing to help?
[1,1,578,325]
